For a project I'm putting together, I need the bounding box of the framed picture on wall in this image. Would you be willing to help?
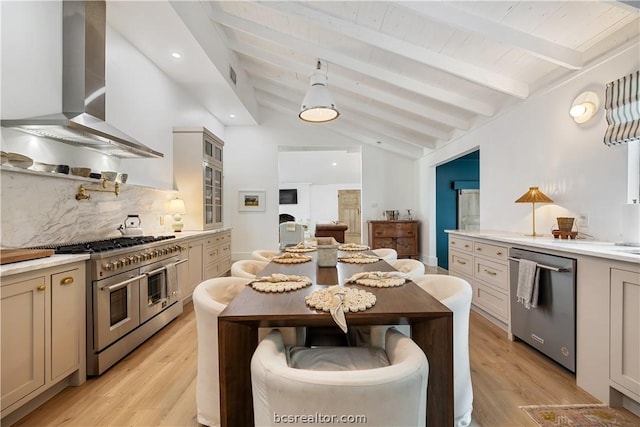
[238,190,266,211]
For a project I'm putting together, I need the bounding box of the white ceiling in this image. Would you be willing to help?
[108,1,640,159]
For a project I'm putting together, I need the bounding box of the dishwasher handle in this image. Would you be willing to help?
[508,257,571,273]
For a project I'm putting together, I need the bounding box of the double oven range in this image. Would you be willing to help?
[54,236,187,375]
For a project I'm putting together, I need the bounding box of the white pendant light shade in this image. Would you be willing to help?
[299,62,339,123]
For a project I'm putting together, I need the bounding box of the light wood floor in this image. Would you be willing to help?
[12,300,640,426]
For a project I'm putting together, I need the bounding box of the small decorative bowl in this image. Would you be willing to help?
[32,162,57,172]
[119,173,128,183]
[70,167,91,177]
[55,165,70,174]
[101,171,118,182]
[7,152,33,169]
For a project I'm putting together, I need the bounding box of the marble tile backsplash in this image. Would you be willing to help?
[1,168,177,248]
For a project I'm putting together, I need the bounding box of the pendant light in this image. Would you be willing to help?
[299,60,339,123]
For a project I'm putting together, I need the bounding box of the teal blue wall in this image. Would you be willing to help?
[435,151,480,269]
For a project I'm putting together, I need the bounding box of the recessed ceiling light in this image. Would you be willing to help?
[229,114,236,118]
[332,162,337,166]
[171,52,181,59]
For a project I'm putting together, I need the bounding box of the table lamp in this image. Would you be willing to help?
[169,198,186,232]
[515,187,553,236]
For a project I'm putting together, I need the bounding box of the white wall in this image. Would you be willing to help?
[419,46,638,265]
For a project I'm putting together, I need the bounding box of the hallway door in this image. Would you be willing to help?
[338,190,361,244]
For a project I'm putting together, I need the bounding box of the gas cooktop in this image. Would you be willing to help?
[53,235,176,254]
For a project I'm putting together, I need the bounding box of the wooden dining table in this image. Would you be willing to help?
[218,251,453,426]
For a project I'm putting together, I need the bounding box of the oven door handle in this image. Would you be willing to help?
[145,266,167,276]
[101,274,146,292]
[174,259,188,266]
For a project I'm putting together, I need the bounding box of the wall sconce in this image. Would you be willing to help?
[515,187,554,236]
[569,91,600,124]
[169,198,186,232]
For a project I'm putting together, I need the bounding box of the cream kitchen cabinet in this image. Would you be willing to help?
[182,230,232,301]
[448,235,510,328]
[1,261,85,421]
[173,127,224,231]
[610,267,640,402]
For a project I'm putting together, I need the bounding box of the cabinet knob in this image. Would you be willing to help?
[496,251,503,256]
[60,277,74,285]
[476,247,482,251]
[37,285,46,291]
[484,269,497,276]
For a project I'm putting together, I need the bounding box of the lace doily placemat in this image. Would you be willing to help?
[338,253,380,264]
[338,243,370,251]
[346,271,409,288]
[249,274,311,293]
[305,285,376,313]
[272,252,312,264]
[284,243,317,253]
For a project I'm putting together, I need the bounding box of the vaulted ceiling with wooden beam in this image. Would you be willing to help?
[109,1,640,159]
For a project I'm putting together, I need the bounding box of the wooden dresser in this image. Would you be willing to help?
[367,220,420,259]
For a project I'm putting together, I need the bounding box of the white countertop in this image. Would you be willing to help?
[446,230,640,264]
[0,228,231,278]
[0,254,90,277]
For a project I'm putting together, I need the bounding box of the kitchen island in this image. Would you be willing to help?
[446,230,640,416]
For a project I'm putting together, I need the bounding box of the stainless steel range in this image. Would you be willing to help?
[53,236,187,375]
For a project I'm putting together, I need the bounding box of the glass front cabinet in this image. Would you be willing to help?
[173,127,224,230]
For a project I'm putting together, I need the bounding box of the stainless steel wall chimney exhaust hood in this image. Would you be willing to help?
[1,1,163,159]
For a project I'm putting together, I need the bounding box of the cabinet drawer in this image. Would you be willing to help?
[449,236,473,253]
[474,257,508,291]
[473,241,508,261]
[473,283,509,323]
[371,237,394,249]
[449,250,473,277]
[372,224,397,238]
[395,223,417,237]
[396,238,417,255]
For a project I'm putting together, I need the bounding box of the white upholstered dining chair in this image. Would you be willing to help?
[365,274,473,426]
[279,221,305,249]
[193,277,249,427]
[251,249,280,262]
[413,274,474,427]
[387,258,426,279]
[193,277,303,427]
[230,259,268,279]
[251,328,429,427]
[371,248,398,261]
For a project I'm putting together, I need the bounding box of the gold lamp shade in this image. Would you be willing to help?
[515,187,553,236]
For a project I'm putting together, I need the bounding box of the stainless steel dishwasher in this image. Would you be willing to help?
[509,247,577,372]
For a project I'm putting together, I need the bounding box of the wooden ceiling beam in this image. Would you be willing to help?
[262,1,529,99]
[398,1,584,70]
[206,5,495,116]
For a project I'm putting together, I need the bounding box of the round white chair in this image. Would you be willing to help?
[193,277,303,426]
[251,249,280,262]
[231,259,268,279]
[388,258,426,279]
[193,277,250,427]
[413,274,474,427]
[372,248,398,261]
[251,328,429,427]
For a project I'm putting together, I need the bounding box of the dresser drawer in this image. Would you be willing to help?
[473,241,508,261]
[474,257,508,291]
[449,250,473,277]
[472,282,509,323]
[396,237,417,256]
[395,223,417,237]
[449,236,473,253]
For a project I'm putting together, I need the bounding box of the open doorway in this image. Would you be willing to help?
[435,150,480,270]
[278,147,362,241]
